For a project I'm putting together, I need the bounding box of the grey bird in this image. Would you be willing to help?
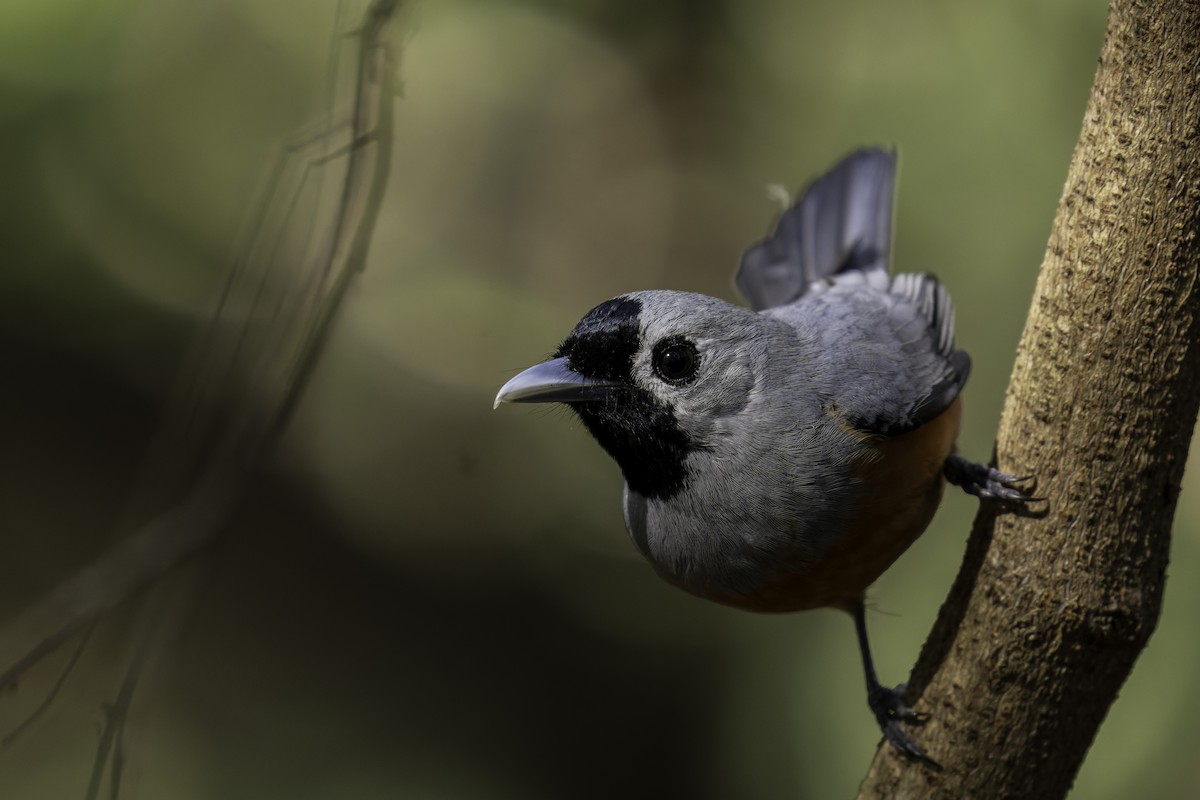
[494,148,1030,764]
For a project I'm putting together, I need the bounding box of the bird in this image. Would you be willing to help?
[493,148,1031,764]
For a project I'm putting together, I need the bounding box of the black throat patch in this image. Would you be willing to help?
[555,297,695,501]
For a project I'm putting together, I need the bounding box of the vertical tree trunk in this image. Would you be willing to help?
[856,1,1200,797]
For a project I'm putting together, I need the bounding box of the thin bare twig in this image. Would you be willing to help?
[0,2,403,791]
[1,623,94,749]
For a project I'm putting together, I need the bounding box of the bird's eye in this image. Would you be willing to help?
[652,338,700,384]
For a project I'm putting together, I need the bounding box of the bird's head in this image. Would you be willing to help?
[495,291,770,500]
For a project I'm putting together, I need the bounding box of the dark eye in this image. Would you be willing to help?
[652,337,700,384]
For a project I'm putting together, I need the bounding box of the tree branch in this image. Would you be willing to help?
[856,1,1200,796]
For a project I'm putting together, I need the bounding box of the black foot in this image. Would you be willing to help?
[867,683,939,768]
[944,453,1040,503]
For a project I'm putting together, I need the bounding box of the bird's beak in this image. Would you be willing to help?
[493,357,616,409]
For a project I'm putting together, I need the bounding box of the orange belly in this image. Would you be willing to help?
[696,397,963,613]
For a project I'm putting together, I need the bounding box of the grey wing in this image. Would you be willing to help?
[796,272,970,436]
[737,148,897,311]
[882,273,970,434]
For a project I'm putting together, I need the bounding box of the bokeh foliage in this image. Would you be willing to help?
[2,0,1197,798]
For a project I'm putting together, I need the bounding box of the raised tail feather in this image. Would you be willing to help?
[737,148,897,311]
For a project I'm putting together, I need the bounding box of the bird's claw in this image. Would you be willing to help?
[868,683,940,768]
[945,454,1042,504]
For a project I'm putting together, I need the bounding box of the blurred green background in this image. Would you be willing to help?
[3,0,1198,798]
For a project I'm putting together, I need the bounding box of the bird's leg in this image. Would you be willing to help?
[944,453,1036,503]
[850,599,939,767]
